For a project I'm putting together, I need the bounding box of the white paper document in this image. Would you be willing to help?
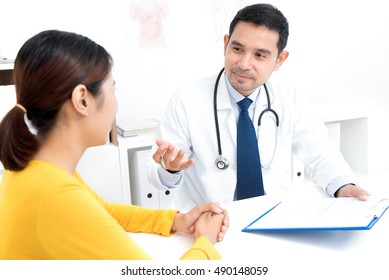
[243,196,389,232]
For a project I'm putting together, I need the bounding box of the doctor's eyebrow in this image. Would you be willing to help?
[230,40,272,56]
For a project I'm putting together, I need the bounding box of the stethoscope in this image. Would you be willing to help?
[214,68,279,170]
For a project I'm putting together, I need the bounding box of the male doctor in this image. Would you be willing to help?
[147,3,368,211]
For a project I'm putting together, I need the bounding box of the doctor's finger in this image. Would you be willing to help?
[156,138,170,147]
[163,144,178,160]
[152,147,167,163]
[171,150,195,169]
[178,158,195,170]
[170,149,186,164]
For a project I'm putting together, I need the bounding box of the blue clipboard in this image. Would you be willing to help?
[242,197,389,232]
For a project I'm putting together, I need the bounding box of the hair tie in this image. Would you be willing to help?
[15,104,27,113]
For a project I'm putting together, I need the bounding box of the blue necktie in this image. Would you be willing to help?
[236,98,264,200]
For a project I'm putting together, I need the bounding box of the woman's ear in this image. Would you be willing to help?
[71,84,89,116]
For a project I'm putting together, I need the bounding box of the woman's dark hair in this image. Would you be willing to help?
[0,30,112,171]
[229,3,289,54]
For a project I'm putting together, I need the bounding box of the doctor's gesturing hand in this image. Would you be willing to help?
[152,138,195,173]
[153,139,230,240]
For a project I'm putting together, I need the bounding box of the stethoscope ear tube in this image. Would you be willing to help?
[258,83,279,127]
[214,68,226,170]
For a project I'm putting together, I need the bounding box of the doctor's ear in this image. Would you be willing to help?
[223,34,230,54]
[274,50,289,71]
[71,84,90,116]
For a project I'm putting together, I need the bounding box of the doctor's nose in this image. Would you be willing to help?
[237,54,253,70]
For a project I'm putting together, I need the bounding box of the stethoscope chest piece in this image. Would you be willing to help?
[215,155,229,170]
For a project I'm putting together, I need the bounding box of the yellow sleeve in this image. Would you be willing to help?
[38,185,157,259]
[179,236,222,260]
[76,173,178,236]
[105,203,178,236]
[39,173,219,260]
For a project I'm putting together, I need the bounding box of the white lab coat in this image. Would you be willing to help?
[147,72,356,211]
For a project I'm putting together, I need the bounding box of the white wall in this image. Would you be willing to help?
[1,0,388,173]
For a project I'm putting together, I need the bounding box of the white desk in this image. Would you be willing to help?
[127,171,389,278]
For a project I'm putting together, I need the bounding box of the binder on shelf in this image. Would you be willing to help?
[116,118,159,137]
[242,196,389,232]
[0,58,15,64]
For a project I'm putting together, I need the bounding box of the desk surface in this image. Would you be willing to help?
[128,171,389,278]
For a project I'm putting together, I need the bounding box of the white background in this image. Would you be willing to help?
[1,0,388,172]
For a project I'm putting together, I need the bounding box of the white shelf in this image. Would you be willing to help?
[0,60,14,70]
[117,132,155,148]
[117,132,176,208]
[309,102,368,123]
[307,102,369,177]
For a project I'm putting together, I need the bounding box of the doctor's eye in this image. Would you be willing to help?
[255,52,268,59]
[232,46,243,53]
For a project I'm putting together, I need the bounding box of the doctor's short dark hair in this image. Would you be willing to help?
[229,3,289,54]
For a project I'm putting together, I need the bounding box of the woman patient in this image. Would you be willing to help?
[0,30,227,260]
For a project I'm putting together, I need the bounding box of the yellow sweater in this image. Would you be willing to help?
[0,160,221,260]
